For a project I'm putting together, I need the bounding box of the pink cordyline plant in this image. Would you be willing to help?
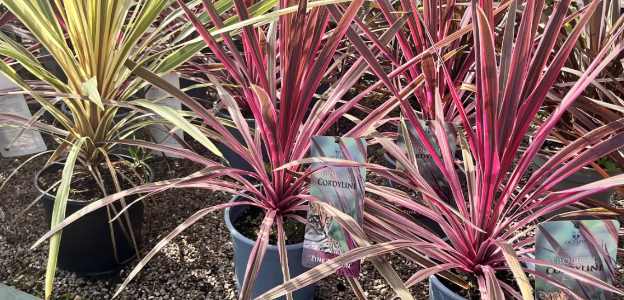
[341,0,513,128]
[339,1,514,138]
[366,0,477,121]
[543,3,624,192]
[29,0,433,298]
[255,0,624,299]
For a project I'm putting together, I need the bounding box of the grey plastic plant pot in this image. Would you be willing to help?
[429,275,466,300]
[146,72,184,158]
[224,201,316,300]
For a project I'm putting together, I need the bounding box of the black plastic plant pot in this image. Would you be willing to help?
[180,77,209,100]
[35,163,146,276]
[224,200,316,300]
[429,275,466,300]
[59,102,132,122]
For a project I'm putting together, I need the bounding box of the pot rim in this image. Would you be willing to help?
[34,159,154,204]
[59,101,132,117]
[215,110,256,123]
[429,275,466,300]
[224,196,305,251]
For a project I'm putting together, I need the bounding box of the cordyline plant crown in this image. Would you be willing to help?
[255,0,624,299]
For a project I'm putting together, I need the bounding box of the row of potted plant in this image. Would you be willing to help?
[0,0,623,299]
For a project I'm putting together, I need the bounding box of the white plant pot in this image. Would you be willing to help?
[146,72,184,158]
[0,74,47,157]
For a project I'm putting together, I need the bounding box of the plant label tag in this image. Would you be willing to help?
[398,119,456,194]
[146,72,184,157]
[535,219,620,300]
[301,136,366,277]
[0,74,47,157]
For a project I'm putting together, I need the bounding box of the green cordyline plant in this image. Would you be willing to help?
[27,0,425,299]
[253,0,624,299]
[0,0,266,299]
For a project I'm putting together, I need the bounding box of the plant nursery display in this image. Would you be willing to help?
[32,0,414,299]
[0,0,623,299]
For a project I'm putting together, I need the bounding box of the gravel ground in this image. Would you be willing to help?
[0,155,425,300]
[2,154,623,300]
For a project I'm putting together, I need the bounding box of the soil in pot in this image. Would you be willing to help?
[232,206,306,245]
[37,160,150,200]
[226,204,315,300]
[431,270,524,300]
[36,160,151,276]
[430,275,478,300]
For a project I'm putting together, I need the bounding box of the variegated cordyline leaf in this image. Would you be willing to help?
[44,137,85,300]
[495,241,533,300]
[542,7,624,199]
[239,210,277,300]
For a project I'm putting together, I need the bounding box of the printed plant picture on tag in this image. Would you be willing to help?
[302,136,366,277]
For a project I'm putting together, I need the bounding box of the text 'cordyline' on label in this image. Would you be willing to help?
[302,136,366,277]
[535,219,620,300]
